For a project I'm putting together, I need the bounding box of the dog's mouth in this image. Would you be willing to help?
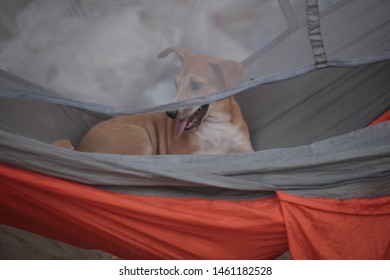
[174,104,209,139]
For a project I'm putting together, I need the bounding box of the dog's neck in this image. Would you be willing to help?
[166,98,252,154]
[194,98,251,154]
[193,118,246,154]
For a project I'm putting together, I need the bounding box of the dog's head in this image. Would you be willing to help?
[158,48,246,139]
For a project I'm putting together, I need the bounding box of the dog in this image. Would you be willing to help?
[55,48,253,155]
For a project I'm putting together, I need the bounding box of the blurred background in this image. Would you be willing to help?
[0,0,340,108]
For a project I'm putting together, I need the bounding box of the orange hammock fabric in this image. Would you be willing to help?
[0,163,288,259]
[369,110,390,126]
[277,192,390,259]
[1,162,389,259]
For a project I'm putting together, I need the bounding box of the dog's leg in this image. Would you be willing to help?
[77,124,154,155]
[233,145,254,153]
[52,139,74,150]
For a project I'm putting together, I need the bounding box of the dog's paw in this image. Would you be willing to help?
[52,139,75,150]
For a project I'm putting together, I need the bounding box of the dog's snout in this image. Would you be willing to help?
[166,110,178,119]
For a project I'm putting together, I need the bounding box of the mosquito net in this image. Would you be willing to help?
[0,0,389,149]
[0,0,389,260]
[0,0,388,196]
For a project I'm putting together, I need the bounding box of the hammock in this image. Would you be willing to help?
[0,0,389,259]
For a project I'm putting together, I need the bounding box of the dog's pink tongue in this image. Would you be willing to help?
[174,118,189,140]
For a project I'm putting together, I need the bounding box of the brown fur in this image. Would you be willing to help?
[55,48,253,155]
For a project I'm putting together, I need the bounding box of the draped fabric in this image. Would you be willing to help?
[1,159,389,259]
[0,0,389,259]
[0,163,288,260]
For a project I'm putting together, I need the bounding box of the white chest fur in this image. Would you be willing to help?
[193,117,249,154]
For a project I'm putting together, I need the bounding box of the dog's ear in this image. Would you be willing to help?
[210,60,246,89]
[157,48,192,62]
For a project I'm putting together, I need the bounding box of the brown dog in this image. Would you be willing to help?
[56,48,253,155]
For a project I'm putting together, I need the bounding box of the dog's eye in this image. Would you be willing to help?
[190,81,203,91]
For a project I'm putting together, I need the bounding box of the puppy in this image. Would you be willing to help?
[58,48,253,155]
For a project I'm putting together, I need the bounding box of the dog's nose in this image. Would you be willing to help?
[166,110,178,119]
